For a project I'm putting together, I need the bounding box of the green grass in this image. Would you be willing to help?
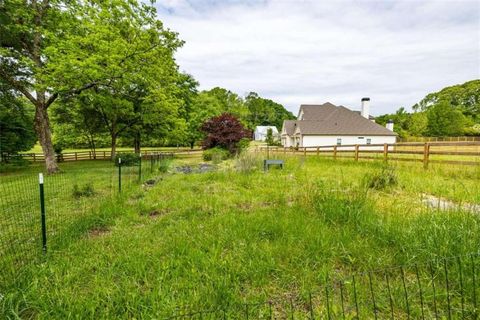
[1,155,479,318]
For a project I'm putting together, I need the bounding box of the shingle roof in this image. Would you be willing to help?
[282,120,297,136]
[292,103,396,136]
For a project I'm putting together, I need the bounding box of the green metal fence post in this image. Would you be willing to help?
[150,153,153,173]
[138,153,142,182]
[39,173,47,254]
[118,157,122,193]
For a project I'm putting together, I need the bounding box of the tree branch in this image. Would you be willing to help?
[0,67,37,106]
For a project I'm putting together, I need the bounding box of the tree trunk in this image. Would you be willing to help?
[111,133,117,160]
[34,105,59,174]
[134,131,141,154]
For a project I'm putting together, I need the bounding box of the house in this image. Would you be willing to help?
[281,98,397,148]
[254,126,279,141]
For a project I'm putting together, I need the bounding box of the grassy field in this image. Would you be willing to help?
[1,153,479,318]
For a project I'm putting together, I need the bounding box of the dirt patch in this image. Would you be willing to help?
[88,226,110,238]
[422,193,480,213]
[148,208,171,218]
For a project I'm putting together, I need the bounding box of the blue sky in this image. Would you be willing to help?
[153,0,480,115]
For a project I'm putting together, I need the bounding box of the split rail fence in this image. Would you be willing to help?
[1,148,202,163]
[257,141,480,168]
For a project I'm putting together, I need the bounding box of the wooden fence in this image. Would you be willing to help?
[398,136,480,142]
[256,141,480,168]
[4,148,203,163]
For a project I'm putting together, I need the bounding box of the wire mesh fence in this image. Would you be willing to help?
[165,254,479,319]
[0,153,173,284]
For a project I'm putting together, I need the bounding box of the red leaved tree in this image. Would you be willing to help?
[201,113,252,153]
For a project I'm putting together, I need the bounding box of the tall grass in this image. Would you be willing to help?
[0,156,479,318]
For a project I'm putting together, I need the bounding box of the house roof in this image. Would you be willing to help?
[282,120,297,136]
[288,103,396,136]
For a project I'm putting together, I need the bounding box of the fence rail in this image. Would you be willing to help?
[398,136,480,142]
[257,141,480,168]
[1,148,202,163]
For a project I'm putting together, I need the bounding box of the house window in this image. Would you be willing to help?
[337,138,342,145]
[366,138,372,145]
[358,137,364,139]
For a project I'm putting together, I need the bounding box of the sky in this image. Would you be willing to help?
[153,0,480,116]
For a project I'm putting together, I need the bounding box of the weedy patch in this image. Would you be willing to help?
[364,165,398,190]
[72,183,95,199]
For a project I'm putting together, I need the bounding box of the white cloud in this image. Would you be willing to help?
[155,0,480,115]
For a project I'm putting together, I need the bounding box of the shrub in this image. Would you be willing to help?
[203,147,230,162]
[201,113,252,154]
[364,165,398,190]
[114,153,140,167]
[72,183,95,199]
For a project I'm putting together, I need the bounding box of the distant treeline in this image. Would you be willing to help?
[376,80,480,138]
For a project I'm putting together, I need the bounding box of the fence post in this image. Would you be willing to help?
[39,173,47,254]
[317,147,320,156]
[33,153,36,162]
[118,158,122,193]
[138,153,142,182]
[423,143,430,169]
[267,146,270,159]
[103,151,106,159]
[383,143,388,162]
[355,145,359,161]
[304,147,307,156]
[333,146,337,160]
[89,151,91,160]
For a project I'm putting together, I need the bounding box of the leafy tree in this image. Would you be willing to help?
[426,102,468,136]
[182,89,293,147]
[51,96,109,155]
[375,107,410,138]
[244,92,295,129]
[414,80,480,123]
[201,113,251,154]
[407,112,428,137]
[0,0,181,172]
[265,128,275,145]
[0,83,36,159]
[183,90,225,148]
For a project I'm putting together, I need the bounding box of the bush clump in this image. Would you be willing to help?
[203,147,230,163]
[114,153,140,167]
[364,166,398,190]
[72,183,95,199]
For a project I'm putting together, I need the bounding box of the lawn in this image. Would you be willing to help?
[1,154,479,318]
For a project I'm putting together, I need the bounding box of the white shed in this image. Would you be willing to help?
[254,126,279,141]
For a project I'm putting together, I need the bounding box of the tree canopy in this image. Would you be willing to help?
[377,80,480,137]
[0,0,182,172]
